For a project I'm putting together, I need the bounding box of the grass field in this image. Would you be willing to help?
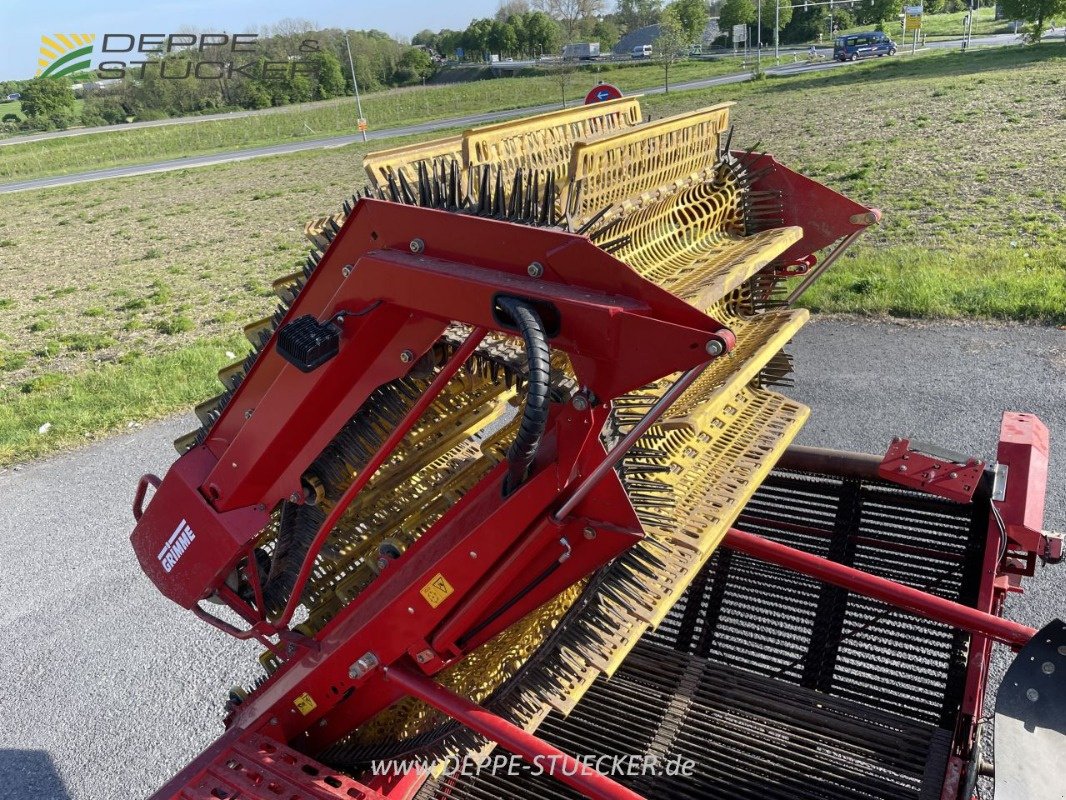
[0,44,1062,464]
[833,8,1018,41]
[0,58,743,182]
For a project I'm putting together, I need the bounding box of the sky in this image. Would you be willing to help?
[0,0,502,80]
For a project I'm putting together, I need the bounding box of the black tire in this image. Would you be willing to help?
[849,53,858,62]
[889,47,897,55]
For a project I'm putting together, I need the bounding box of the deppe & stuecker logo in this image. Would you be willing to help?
[36,33,321,80]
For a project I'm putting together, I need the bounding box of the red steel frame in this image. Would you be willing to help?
[136,187,1051,800]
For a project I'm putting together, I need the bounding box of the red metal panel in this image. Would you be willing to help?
[200,200,733,514]
[877,437,984,503]
[738,151,880,266]
[157,729,388,800]
[130,447,269,609]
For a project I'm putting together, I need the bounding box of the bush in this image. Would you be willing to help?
[82,94,129,125]
[133,108,168,122]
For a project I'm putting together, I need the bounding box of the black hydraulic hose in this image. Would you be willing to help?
[497,297,551,496]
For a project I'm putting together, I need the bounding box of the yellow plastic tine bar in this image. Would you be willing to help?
[363,134,464,191]
[463,96,643,182]
[562,102,734,224]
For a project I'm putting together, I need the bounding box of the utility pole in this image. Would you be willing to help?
[344,32,368,143]
[775,0,780,63]
[757,0,763,71]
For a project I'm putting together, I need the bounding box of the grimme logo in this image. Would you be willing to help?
[37,34,96,78]
[36,33,319,81]
[158,519,196,574]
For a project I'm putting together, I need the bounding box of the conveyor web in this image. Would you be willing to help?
[416,466,988,800]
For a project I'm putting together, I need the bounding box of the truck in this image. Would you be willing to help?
[562,42,600,60]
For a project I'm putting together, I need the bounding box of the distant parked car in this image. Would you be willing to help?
[632,44,653,59]
[3,93,20,102]
[833,31,897,61]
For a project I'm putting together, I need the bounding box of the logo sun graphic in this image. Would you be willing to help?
[37,34,96,78]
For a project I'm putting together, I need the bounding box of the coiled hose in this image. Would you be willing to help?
[497,297,551,495]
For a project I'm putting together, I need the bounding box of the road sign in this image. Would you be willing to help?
[732,24,747,42]
[904,5,923,30]
[455,47,464,58]
[357,118,368,132]
[584,83,623,105]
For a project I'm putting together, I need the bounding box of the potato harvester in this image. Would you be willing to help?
[130,96,1065,800]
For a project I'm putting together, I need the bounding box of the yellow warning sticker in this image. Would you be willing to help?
[420,573,454,608]
[293,692,317,715]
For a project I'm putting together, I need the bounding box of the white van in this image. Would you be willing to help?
[632,44,653,59]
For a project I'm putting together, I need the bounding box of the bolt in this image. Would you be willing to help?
[950,471,959,479]
[289,492,301,503]
[583,527,596,540]
[341,264,352,277]
[244,408,254,419]
[1026,688,1040,702]
[415,649,435,664]
[407,607,415,615]
[376,556,389,571]
[232,462,238,469]
[892,437,901,443]
[571,394,590,412]
[409,238,425,253]
[400,349,414,363]
[527,261,544,278]
[318,719,328,727]
[1058,645,1066,656]
[898,465,908,473]
[1042,661,1056,675]
[705,339,725,357]
[348,652,380,680]
[269,717,278,726]
[469,550,478,559]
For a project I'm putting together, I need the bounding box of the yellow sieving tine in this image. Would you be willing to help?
[463,96,643,184]
[561,103,734,225]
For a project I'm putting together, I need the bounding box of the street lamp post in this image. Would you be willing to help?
[344,32,368,143]
[757,0,763,70]
[775,0,780,63]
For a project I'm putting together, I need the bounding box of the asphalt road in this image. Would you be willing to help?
[0,316,1062,799]
[0,32,1028,196]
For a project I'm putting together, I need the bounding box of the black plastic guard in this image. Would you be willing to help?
[995,619,1066,799]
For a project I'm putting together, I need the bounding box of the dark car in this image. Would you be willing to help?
[833,31,897,61]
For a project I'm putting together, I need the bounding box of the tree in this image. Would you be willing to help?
[464,18,496,57]
[19,77,75,122]
[396,48,435,84]
[412,29,439,48]
[1001,0,1066,40]
[719,0,757,42]
[671,0,710,42]
[617,0,664,32]
[855,0,901,26]
[655,7,688,91]
[524,11,563,54]
[534,0,607,37]
[758,0,794,40]
[305,51,346,99]
[497,0,532,20]
[590,16,624,49]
